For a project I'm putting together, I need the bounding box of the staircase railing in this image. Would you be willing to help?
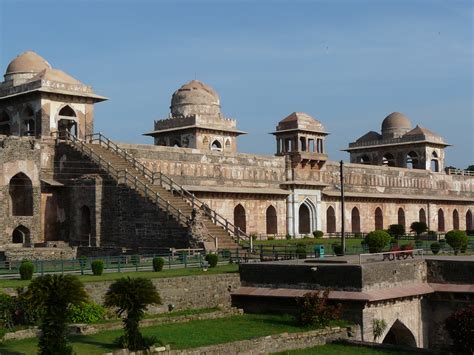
[58,132,189,227]
[82,133,251,248]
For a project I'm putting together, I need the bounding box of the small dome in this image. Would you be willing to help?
[170,80,221,117]
[5,51,52,75]
[381,112,411,131]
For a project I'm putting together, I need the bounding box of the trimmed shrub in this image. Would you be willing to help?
[91,260,104,276]
[296,290,342,327]
[295,243,306,259]
[312,230,324,238]
[430,242,441,255]
[152,257,164,272]
[445,304,474,354]
[388,224,405,239]
[410,221,428,236]
[365,230,391,253]
[445,230,468,255]
[205,254,218,268]
[69,301,105,324]
[332,244,343,256]
[19,260,34,280]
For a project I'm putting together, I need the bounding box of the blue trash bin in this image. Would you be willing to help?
[314,245,325,259]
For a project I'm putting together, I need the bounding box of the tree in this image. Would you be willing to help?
[24,275,87,355]
[296,290,341,327]
[104,277,162,350]
[445,230,468,255]
[467,165,474,172]
[387,224,405,239]
[365,230,391,253]
[445,305,474,354]
[410,221,428,237]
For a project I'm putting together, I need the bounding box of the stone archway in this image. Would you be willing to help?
[382,319,417,348]
[299,204,311,234]
[234,204,246,234]
[12,225,31,246]
[9,172,33,216]
[266,205,277,235]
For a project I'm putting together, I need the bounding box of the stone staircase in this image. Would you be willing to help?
[60,132,250,251]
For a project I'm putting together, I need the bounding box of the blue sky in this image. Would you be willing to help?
[1,0,472,167]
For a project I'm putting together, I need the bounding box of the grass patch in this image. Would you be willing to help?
[275,343,416,354]
[0,264,238,289]
[0,314,344,355]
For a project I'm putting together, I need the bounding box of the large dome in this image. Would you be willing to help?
[170,80,221,117]
[381,112,412,138]
[5,51,52,75]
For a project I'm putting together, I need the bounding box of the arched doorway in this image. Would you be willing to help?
[12,225,31,246]
[438,209,445,232]
[0,111,10,135]
[351,207,361,233]
[266,205,277,235]
[467,210,473,231]
[234,204,246,234]
[431,152,439,172]
[57,105,77,138]
[326,206,336,234]
[79,206,92,246]
[406,151,419,169]
[419,208,426,224]
[9,173,33,216]
[453,209,459,230]
[211,140,222,151]
[398,208,405,229]
[299,204,311,234]
[375,207,383,230]
[382,153,395,167]
[382,320,417,347]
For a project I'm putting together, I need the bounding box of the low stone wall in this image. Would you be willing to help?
[3,246,77,261]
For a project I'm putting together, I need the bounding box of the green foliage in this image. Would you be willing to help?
[104,277,162,351]
[152,257,165,272]
[205,254,218,268]
[331,243,343,256]
[387,224,405,239]
[365,230,391,253]
[312,230,324,238]
[91,260,104,276]
[131,255,140,266]
[430,242,441,255]
[415,239,423,249]
[0,293,14,329]
[221,249,231,259]
[372,318,387,341]
[69,301,105,324]
[285,234,292,240]
[467,165,474,171]
[296,290,342,328]
[445,230,468,255]
[25,274,87,355]
[19,260,34,280]
[390,237,398,245]
[410,221,428,236]
[445,304,474,354]
[267,236,275,241]
[295,243,306,259]
[439,239,447,248]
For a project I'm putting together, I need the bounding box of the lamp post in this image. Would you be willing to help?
[340,160,346,255]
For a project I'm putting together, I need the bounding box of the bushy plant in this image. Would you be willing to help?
[388,224,405,239]
[0,293,14,329]
[401,243,413,251]
[445,305,474,354]
[415,239,423,249]
[205,254,218,268]
[25,275,87,355]
[430,242,441,255]
[221,249,231,259]
[312,230,324,238]
[365,230,391,253]
[267,236,275,241]
[332,243,343,256]
[295,243,306,259]
[91,260,104,276]
[296,290,342,328]
[390,237,398,245]
[152,257,164,272]
[19,260,34,280]
[69,301,105,324]
[105,277,162,351]
[285,234,292,240]
[445,230,468,255]
[439,239,446,249]
[410,221,428,236]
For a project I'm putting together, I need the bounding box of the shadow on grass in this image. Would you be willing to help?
[69,336,117,350]
[0,347,24,355]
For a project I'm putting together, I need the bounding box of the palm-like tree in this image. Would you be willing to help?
[104,277,162,350]
[25,274,87,355]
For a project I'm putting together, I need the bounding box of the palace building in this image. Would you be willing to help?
[0,51,472,259]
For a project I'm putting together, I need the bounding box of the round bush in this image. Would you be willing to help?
[430,242,441,255]
[312,230,324,238]
[365,230,391,253]
[152,257,164,272]
[19,260,34,280]
[332,244,343,256]
[205,254,218,268]
[91,260,104,276]
[445,230,468,255]
[388,224,405,238]
[69,301,105,324]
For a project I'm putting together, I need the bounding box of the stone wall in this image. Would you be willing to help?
[425,259,474,284]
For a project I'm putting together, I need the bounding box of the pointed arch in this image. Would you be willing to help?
[438,209,445,232]
[351,207,361,234]
[382,319,417,347]
[326,206,336,233]
[58,105,76,117]
[225,139,231,150]
[21,106,35,136]
[359,155,370,164]
[467,210,473,231]
[9,172,33,216]
[382,153,395,167]
[211,140,222,151]
[419,208,426,224]
[375,207,383,230]
[234,204,246,234]
[431,152,439,172]
[453,209,459,230]
[266,205,277,235]
[12,225,31,246]
[406,151,419,169]
[398,208,405,228]
[58,105,77,138]
[299,198,317,235]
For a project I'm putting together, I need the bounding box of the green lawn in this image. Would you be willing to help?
[0,314,347,355]
[275,343,417,354]
[0,263,238,289]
